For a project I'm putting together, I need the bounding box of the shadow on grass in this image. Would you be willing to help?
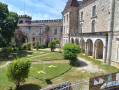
[19,84,42,90]
[70,61,80,67]
[0,50,33,61]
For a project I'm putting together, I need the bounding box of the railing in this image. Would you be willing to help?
[70,32,108,37]
[41,79,89,90]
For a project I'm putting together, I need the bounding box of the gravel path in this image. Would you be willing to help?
[77,57,105,73]
[0,61,10,68]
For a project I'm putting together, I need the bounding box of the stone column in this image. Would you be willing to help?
[94,45,97,59]
[92,43,95,58]
[103,46,106,63]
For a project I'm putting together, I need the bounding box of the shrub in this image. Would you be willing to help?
[6,59,31,89]
[12,43,23,51]
[2,46,12,52]
[49,40,60,52]
[22,42,31,50]
[63,43,81,64]
[39,44,46,49]
[27,42,31,50]
[33,41,40,50]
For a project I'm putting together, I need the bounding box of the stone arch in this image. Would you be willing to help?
[75,38,79,45]
[80,39,85,53]
[71,38,74,43]
[87,39,93,56]
[95,39,104,59]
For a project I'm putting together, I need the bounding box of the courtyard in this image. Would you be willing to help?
[0,48,119,90]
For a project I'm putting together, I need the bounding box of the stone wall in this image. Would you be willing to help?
[78,0,111,33]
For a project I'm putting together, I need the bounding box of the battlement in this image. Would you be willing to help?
[19,15,32,19]
[32,19,62,23]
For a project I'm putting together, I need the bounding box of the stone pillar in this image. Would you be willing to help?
[103,46,106,63]
[94,45,97,59]
[85,42,88,56]
[92,43,95,58]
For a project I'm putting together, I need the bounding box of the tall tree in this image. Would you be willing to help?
[0,2,18,47]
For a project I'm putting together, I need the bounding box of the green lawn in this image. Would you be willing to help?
[30,63,71,80]
[0,61,7,66]
[31,52,64,61]
[1,52,119,90]
[0,50,50,61]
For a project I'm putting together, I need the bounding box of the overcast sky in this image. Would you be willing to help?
[1,0,82,20]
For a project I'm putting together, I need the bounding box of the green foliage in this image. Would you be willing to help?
[12,43,22,51]
[0,2,18,47]
[49,40,60,52]
[33,41,40,50]
[6,59,31,89]
[2,46,12,52]
[63,43,81,63]
[22,42,31,50]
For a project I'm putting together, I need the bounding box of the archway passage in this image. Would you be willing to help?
[71,38,74,44]
[81,39,85,53]
[95,40,104,59]
[87,39,93,56]
[75,38,79,45]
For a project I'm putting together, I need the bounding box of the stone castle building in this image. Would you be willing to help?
[17,0,119,65]
[62,0,119,65]
[17,15,63,46]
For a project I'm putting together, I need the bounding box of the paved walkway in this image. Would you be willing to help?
[77,57,105,73]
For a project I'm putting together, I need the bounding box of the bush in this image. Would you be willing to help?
[6,59,31,89]
[33,41,40,50]
[22,42,31,50]
[39,44,46,49]
[2,46,12,52]
[49,40,60,52]
[27,42,31,50]
[63,43,81,64]
[13,43,23,51]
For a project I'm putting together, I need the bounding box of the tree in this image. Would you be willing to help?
[6,59,31,89]
[63,43,81,64]
[14,30,27,45]
[0,2,18,47]
[49,40,60,52]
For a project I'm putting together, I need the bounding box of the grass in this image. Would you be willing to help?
[32,52,64,61]
[0,50,50,61]
[1,51,119,90]
[30,63,71,80]
[78,54,119,73]
[0,61,7,66]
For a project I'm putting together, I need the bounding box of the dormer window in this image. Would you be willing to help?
[19,20,23,24]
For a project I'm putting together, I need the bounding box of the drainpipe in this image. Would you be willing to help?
[107,0,115,65]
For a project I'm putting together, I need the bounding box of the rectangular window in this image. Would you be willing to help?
[64,16,65,23]
[81,12,83,20]
[67,14,68,21]
[40,28,43,34]
[92,5,96,16]
[54,29,57,35]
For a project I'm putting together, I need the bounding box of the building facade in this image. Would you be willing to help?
[17,15,63,47]
[62,0,119,65]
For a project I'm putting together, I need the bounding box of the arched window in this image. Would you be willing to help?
[19,20,23,24]
[91,20,96,32]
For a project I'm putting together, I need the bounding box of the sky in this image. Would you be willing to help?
[0,0,82,20]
